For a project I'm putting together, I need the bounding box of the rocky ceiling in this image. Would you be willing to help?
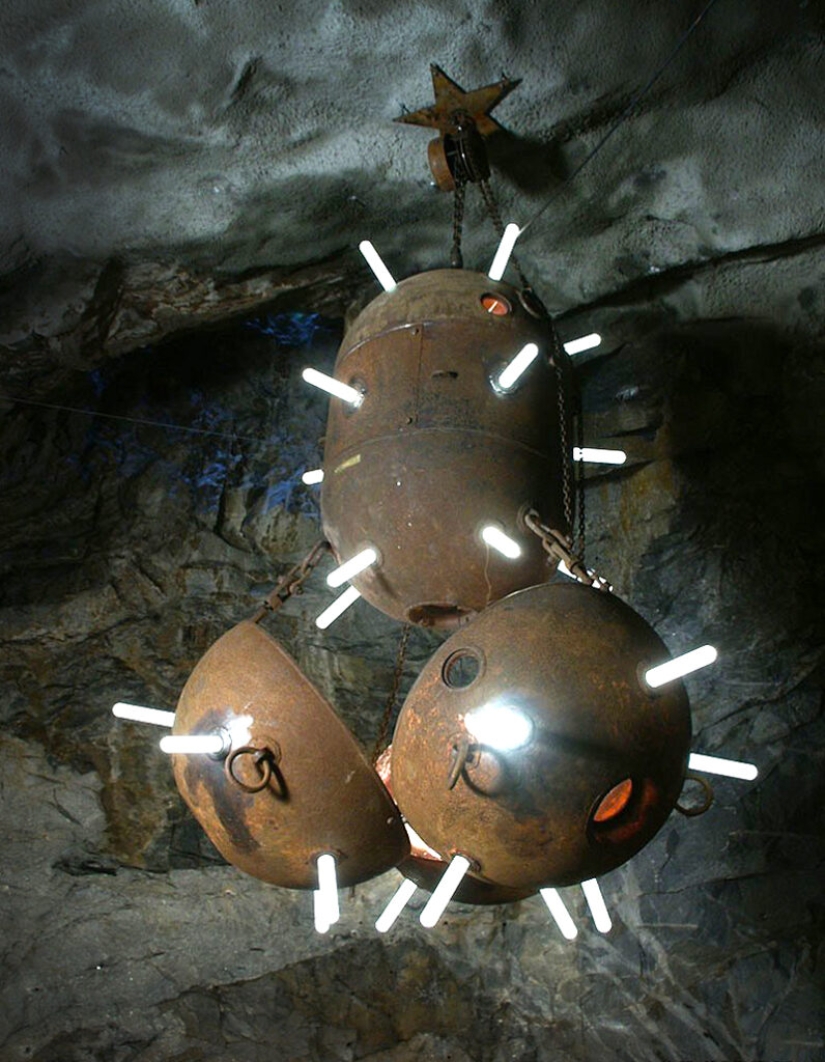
[1,1,824,1060]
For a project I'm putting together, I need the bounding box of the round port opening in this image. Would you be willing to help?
[441,649,483,689]
[592,778,634,824]
[480,293,512,317]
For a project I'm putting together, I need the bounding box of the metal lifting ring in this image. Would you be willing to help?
[225,744,280,793]
[675,771,714,817]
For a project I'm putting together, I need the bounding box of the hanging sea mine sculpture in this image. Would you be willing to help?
[318,267,573,628]
[390,581,694,890]
[111,64,757,940]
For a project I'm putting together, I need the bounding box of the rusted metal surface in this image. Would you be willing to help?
[395,64,520,138]
[375,746,535,905]
[320,269,572,628]
[427,137,456,192]
[390,582,692,889]
[171,620,409,889]
[399,852,535,906]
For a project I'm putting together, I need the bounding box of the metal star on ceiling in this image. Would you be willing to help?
[396,64,520,137]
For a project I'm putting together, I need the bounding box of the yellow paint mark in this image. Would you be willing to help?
[334,453,361,475]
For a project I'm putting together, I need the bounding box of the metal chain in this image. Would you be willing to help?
[555,354,574,546]
[252,539,331,623]
[523,508,611,591]
[574,385,587,560]
[478,178,531,290]
[556,340,587,562]
[451,180,466,268]
[371,622,412,764]
[475,171,582,560]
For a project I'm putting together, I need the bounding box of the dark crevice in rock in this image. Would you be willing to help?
[231,56,264,106]
[53,854,119,877]
[556,229,825,320]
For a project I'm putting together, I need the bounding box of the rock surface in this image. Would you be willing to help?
[1,1,824,1059]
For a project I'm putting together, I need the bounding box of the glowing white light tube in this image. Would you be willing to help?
[302,469,324,485]
[313,890,331,934]
[539,888,578,940]
[419,854,471,928]
[359,240,397,292]
[481,525,522,559]
[563,333,601,355]
[573,447,627,465]
[688,753,758,781]
[326,547,378,588]
[465,704,534,751]
[301,368,363,407]
[160,734,226,755]
[496,343,540,391]
[644,645,718,689]
[488,223,521,281]
[315,585,362,629]
[112,702,175,728]
[313,853,340,934]
[581,878,612,933]
[375,878,418,934]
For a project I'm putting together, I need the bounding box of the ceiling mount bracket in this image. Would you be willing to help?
[396,64,520,192]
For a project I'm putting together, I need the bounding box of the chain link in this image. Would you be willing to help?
[371,622,412,764]
[446,137,590,576]
[555,355,574,545]
[555,346,587,563]
[451,180,466,268]
[474,169,585,564]
[478,178,531,290]
[252,539,331,623]
[523,508,611,591]
[574,385,587,560]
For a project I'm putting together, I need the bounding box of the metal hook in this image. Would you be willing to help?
[225,743,282,794]
[447,735,470,790]
[447,735,482,790]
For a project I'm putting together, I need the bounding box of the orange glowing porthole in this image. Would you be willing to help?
[480,293,512,317]
[592,778,634,823]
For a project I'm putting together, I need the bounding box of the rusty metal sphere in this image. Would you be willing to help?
[375,746,535,906]
[171,620,409,889]
[320,268,572,629]
[390,582,692,890]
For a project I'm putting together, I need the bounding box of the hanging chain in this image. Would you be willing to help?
[474,166,586,563]
[555,351,574,547]
[446,128,589,570]
[574,385,587,560]
[478,177,531,290]
[555,344,587,563]
[451,179,466,268]
[252,539,331,623]
[371,622,412,764]
[523,508,611,591]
